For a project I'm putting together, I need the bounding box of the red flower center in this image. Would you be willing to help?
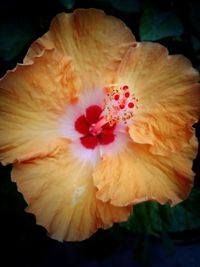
[74,85,138,149]
[74,105,116,149]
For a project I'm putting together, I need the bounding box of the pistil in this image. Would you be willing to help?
[89,117,107,136]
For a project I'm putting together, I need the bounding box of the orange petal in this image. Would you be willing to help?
[11,145,131,241]
[117,42,200,155]
[93,134,198,207]
[24,9,135,90]
[0,49,81,165]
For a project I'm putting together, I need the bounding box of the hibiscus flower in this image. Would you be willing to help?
[0,9,199,241]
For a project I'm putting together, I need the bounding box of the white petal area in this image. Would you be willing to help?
[60,102,84,140]
[69,130,130,165]
[69,140,101,167]
[60,88,130,164]
[60,89,105,141]
[78,88,105,111]
[100,131,130,158]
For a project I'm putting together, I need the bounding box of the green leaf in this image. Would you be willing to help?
[121,187,200,234]
[0,17,36,62]
[140,7,184,41]
[110,0,143,13]
[121,201,162,235]
[59,0,75,9]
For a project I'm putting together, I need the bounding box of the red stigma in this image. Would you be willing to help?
[125,92,130,98]
[128,102,134,108]
[114,94,120,101]
[74,105,116,149]
[122,85,128,90]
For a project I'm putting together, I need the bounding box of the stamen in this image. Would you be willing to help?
[103,84,138,125]
[114,94,120,101]
[88,84,138,136]
[119,104,125,109]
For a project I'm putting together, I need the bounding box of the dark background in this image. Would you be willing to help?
[0,1,200,266]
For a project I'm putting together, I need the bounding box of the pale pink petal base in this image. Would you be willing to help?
[61,89,131,165]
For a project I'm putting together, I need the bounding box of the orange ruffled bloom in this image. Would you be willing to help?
[0,9,200,241]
